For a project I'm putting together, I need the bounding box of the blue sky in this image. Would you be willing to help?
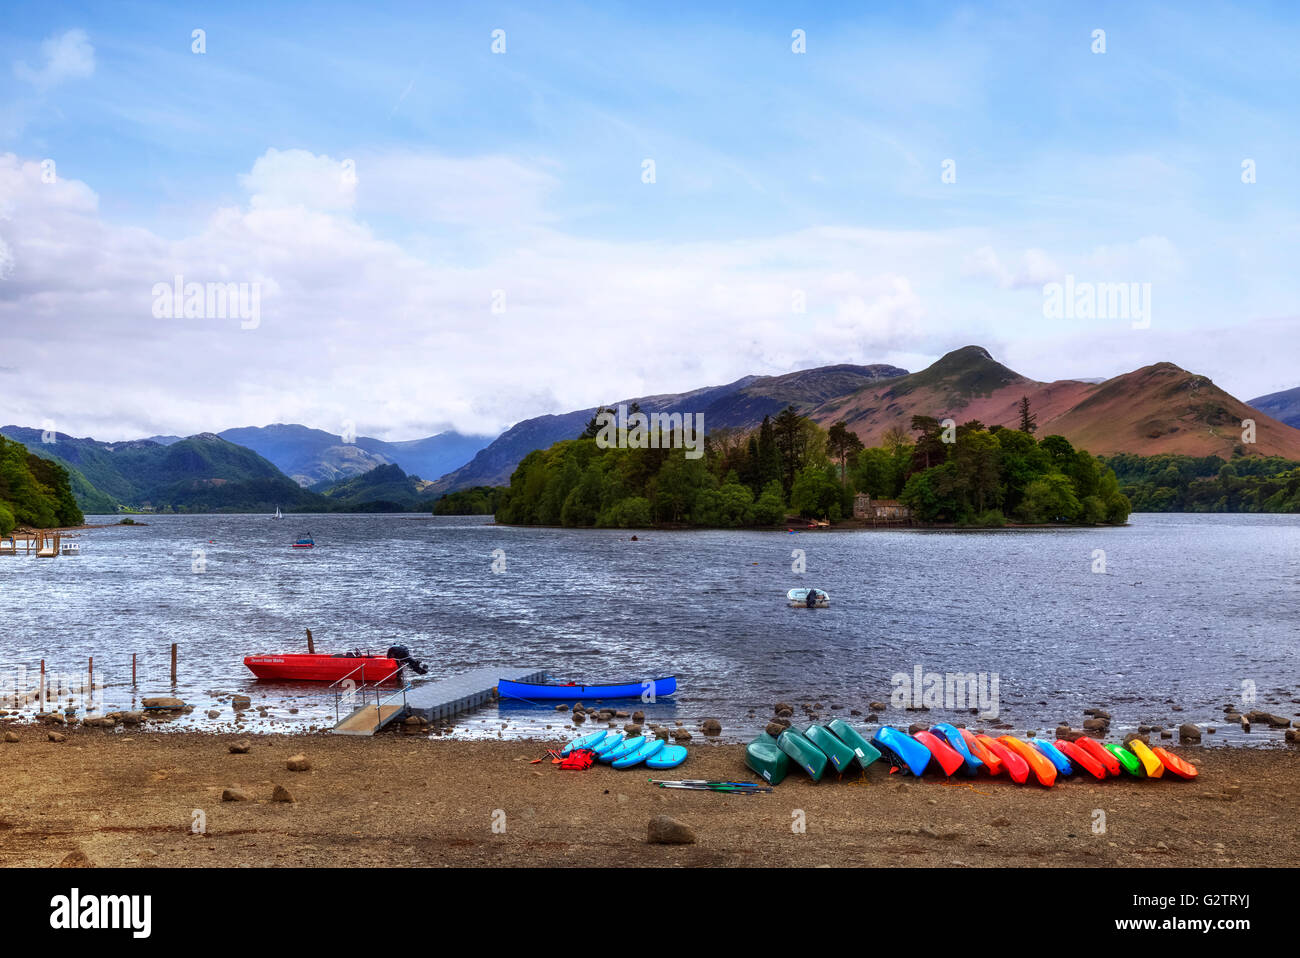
[1,1,1298,440]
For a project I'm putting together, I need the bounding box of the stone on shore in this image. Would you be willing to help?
[57,849,95,868]
[142,696,185,709]
[48,731,66,743]
[221,787,252,802]
[271,784,295,803]
[231,695,251,710]
[286,753,311,772]
[3,731,19,743]
[229,739,252,754]
[647,815,696,845]
[1179,723,1202,743]
[701,719,721,736]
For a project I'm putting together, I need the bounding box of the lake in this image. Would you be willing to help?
[2,513,1297,744]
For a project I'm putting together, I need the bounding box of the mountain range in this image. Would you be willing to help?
[6,345,1300,512]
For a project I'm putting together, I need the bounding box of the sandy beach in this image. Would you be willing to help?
[1,726,1297,868]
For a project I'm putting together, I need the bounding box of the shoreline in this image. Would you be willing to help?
[1,727,1296,867]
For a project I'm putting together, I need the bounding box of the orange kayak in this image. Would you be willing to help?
[960,728,1003,775]
[975,734,1029,784]
[999,735,1057,787]
[913,730,964,776]
[1151,746,1198,779]
[1128,739,1165,778]
[1072,736,1122,776]
[1053,738,1107,779]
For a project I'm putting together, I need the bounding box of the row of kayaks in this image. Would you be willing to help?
[560,729,687,770]
[746,722,1198,786]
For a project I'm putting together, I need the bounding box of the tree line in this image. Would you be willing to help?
[492,400,1131,528]
[1103,453,1300,512]
[0,435,85,534]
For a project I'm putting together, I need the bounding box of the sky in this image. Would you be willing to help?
[1,0,1298,442]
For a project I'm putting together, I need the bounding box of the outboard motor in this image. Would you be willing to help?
[387,645,429,675]
[806,588,818,608]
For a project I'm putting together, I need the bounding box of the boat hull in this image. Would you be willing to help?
[243,654,400,683]
[746,732,790,785]
[498,676,676,701]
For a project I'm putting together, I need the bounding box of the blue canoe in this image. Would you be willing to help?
[1031,738,1074,776]
[498,676,677,701]
[931,722,984,776]
[871,726,933,776]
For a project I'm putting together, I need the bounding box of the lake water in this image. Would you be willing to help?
[2,513,1297,745]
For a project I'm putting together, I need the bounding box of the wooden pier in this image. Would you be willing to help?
[330,665,545,736]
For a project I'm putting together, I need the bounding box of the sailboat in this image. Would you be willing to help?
[273,506,282,519]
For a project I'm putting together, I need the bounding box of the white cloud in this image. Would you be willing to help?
[13,29,96,89]
[240,148,357,211]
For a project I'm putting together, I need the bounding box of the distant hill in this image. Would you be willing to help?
[431,346,1300,491]
[430,363,908,491]
[217,423,492,486]
[0,434,84,532]
[0,427,326,513]
[1249,385,1300,430]
[314,463,436,511]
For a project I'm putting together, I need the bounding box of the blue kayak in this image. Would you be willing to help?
[645,744,688,770]
[601,735,646,763]
[932,723,983,776]
[612,737,666,769]
[499,676,677,701]
[560,729,608,757]
[871,726,932,776]
[1031,738,1074,776]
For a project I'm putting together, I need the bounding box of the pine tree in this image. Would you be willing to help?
[1017,395,1037,434]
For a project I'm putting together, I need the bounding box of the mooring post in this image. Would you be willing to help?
[306,627,315,654]
[88,656,93,697]
[170,643,177,685]
[39,659,45,710]
[132,653,137,687]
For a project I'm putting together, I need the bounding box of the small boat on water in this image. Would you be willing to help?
[498,676,676,701]
[60,541,80,556]
[292,532,314,548]
[787,587,829,608]
[244,644,427,682]
[273,506,282,519]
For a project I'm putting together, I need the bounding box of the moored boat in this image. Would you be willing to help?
[243,644,426,682]
[292,531,314,548]
[787,588,829,608]
[498,676,676,701]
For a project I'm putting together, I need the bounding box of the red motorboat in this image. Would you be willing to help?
[243,644,432,682]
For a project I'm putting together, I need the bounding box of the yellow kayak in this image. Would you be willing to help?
[1127,739,1165,778]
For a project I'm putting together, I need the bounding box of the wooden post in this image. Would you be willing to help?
[88,656,93,696]
[170,643,177,685]
[39,660,45,710]
[132,653,137,687]
[306,628,314,654]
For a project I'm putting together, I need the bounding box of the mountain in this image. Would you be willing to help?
[0,427,326,513]
[432,346,1300,491]
[217,424,493,486]
[1248,386,1300,430]
[314,463,436,511]
[808,347,1300,459]
[431,363,908,490]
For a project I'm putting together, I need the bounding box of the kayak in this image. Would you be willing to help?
[561,729,608,757]
[976,735,1029,784]
[999,736,1057,786]
[932,723,983,775]
[913,729,964,777]
[872,726,931,776]
[592,732,626,760]
[1030,738,1074,777]
[1127,739,1165,778]
[826,719,882,770]
[778,728,829,781]
[499,676,676,701]
[1105,743,1144,777]
[960,728,1004,775]
[805,724,855,774]
[1073,736,1122,776]
[645,744,688,770]
[1052,738,1107,779]
[243,653,400,683]
[612,736,666,769]
[1151,746,1198,780]
[746,732,790,785]
[602,735,645,763]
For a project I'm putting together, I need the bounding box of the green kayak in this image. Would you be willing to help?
[805,724,855,774]
[827,719,882,770]
[745,732,789,785]
[1106,743,1144,777]
[777,728,828,781]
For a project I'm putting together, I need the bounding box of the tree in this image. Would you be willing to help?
[953,428,1002,515]
[789,464,842,518]
[773,406,807,495]
[1017,395,1037,434]
[752,479,786,525]
[827,421,864,485]
[909,415,948,473]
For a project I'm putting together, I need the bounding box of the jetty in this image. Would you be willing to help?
[332,665,545,736]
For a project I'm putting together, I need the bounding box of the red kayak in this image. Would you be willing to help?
[1053,738,1107,779]
[243,653,401,683]
[976,734,1030,784]
[1072,735,1123,776]
[912,729,965,777]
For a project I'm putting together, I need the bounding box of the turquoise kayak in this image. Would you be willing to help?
[746,732,790,785]
[805,724,855,774]
[592,732,626,759]
[645,744,688,770]
[826,719,882,770]
[601,735,645,763]
[777,728,828,781]
[560,729,607,757]
[612,736,666,769]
